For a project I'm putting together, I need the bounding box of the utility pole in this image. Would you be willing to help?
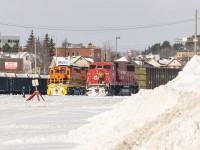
[56,38,57,66]
[34,34,37,74]
[194,9,198,54]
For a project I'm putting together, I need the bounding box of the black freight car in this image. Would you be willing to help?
[135,67,181,89]
[0,73,48,95]
[0,76,9,94]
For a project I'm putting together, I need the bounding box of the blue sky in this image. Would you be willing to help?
[0,0,199,52]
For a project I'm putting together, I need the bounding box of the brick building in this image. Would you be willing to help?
[55,43,102,62]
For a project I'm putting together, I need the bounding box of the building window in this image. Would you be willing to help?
[76,52,79,56]
[67,52,70,56]
[127,65,135,71]
[72,52,75,56]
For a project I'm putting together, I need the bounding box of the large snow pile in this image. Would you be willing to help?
[68,55,200,150]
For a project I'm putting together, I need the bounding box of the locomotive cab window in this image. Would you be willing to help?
[90,65,96,69]
[97,65,102,68]
[54,67,59,73]
[127,65,135,71]
[61,68,66,73]
[103,65,111,70]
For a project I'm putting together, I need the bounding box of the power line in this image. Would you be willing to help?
[0,18,198,32]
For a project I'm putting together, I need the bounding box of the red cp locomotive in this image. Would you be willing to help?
[86,61,139,96]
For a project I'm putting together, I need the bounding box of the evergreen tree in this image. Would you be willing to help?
[173,43,184,51]
[25,30,35,54]
[161,41,171,49]
[49,38,55,60]
[36,37,43,74]
[2,43,11,52]
[42,33,51,74]
[151,43,161,54]
[12,42,20,52]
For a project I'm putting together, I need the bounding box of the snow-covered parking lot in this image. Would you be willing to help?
[0,95,125,150]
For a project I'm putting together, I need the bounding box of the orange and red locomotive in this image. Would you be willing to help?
[47,65,88,95]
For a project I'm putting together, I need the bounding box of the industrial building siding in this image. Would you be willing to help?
[135,67,180,89]
[0,58,23,73]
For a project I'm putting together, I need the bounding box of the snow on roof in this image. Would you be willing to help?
[27,74,40,78]
[40,75,49,79]
[15,74,28,78]
[0,73,6,77]
[144,54,160,61]
[5,73,16,77]
[53,56,68,62]
[134,60,140,65]
[115,56,129,62]
[70,56,82,64]
[158,58,171,65]
[4,52,28,58]
[85,57,94,63]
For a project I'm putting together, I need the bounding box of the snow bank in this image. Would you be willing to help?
[167,55,200,92]
[68,55,200,150]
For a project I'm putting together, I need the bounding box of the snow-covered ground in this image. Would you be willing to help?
[0,95,125,149]
[2,55,200,150]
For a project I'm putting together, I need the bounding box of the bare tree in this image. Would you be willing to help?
[102,40,113,62]
[62,38,68,48]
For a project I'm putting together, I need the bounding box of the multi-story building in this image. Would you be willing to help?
[175,51,200,62]
[55,43,102,62]
[0,35,20,49]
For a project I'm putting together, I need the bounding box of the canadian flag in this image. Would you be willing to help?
[127,50,132,55]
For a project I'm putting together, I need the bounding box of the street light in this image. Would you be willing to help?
[116,37,120,53]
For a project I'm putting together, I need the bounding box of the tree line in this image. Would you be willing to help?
[141,41,184,59]
[24,30,55,74]
[142,35,200,59]
[1,30,55,74]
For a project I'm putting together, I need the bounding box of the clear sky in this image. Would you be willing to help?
[0,0,199,52]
